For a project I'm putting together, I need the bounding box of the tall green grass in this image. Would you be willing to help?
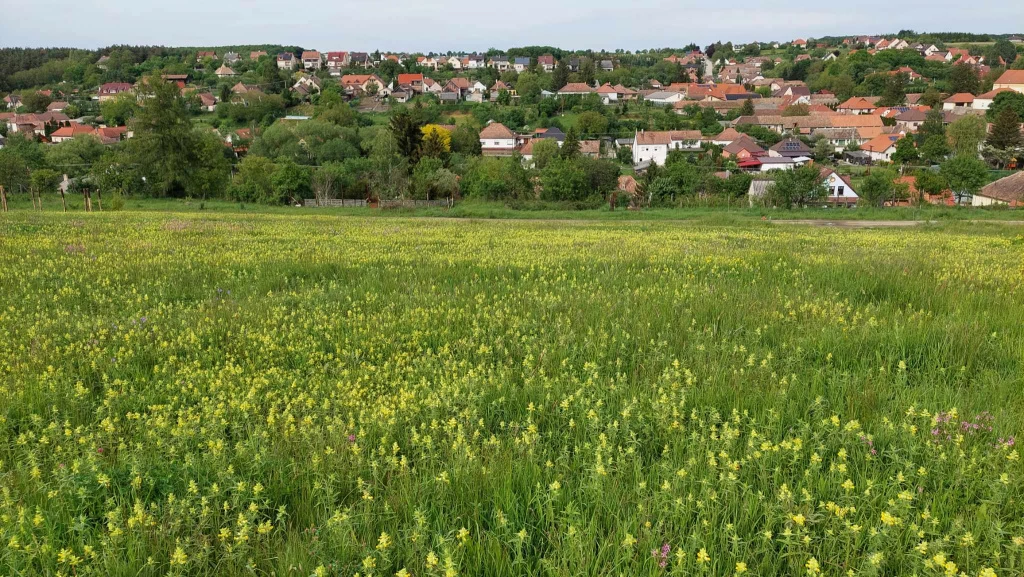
[0,213,1022,576]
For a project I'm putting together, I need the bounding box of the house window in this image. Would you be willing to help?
[837,186,845,196]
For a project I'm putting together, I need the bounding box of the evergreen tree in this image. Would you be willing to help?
[388,110,424,164]
[560,126,581,159]
[739,98,755,116]
[552,60,570,90]
[987,107,1022,150]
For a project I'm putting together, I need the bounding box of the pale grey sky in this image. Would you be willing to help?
[2,0,1022,52]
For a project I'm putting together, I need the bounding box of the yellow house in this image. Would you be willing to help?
[993,70,1024,93]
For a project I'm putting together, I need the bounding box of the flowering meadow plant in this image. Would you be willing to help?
[0,213,1022,576]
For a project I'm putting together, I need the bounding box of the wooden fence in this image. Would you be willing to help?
[378,199,454,209]
[302,198,368,207]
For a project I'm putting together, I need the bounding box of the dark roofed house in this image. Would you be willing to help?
[600,60,614,71]
[768,137,812,159]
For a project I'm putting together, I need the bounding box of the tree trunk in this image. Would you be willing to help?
[0,186,7,212]
[96,189,103,211]
[60,189,67,212]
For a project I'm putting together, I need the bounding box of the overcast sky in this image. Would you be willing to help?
[3,1,1022,52]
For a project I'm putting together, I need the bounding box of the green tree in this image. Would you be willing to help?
[21,91,52,113]
[100,93,139,126]
[127,77,226,197]
[369,128,409,200]
[218,83,233,104]
[271,160,311,204]
[948,62,980,95]
[782,103,809,117]
[918,87,944,109]
[813,139,834,161]
[890,135,919,165]
[987,91,1024,121]
[45,135,106,178]
[940,154,988,204]
[766,164,828,208]
[540,158,589,201]
[531,138,560,169]
[0,149,30,193]
[29,168,61,205]
[987,107,1022,150]
[578,58,596,86]
[920,134,951,164]
[916,108,946,146]
[914,169,947,200]
[560,126,581,159]
[859,167,907,206]
[739,98,755,116]
[389,110,424,164]
[552,60,570,90]
[577,111,608,136]
[947,114,987,157]
[231,155,278,203]
[450,124,482,155]
[878,72,907,106]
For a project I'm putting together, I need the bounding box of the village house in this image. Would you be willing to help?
[837,97,877,114]
[250,51,268,61]
[768,137,812,159]
[513,57,530,73]
[277,53,297,70]
[97,83,133,102]
[397,73,424,93]
[231,82,260,95]
[339,74,386,96]
[196,51,217,62]
[993,70,1024,93]
[302,51,323,70]
[645,91,686,106]
[223,52,240,65]
[4,94,21,109]
[631,130,703,166]
[422,77,443,94]
[50,124,97,143]
[557,83,595,97]
[215,65,236,78]
[971,171,1024,206]
[538,54,555,72]
[197,93,217,112]
[479,122,522,156]
[722,135,766,160]
[348,53,372,67]
[97,126,129,144]
[862,133,901,162]
[489,56,511,71]
[819,167,859,204]
[895,109,928,130]
[326,52,350,75]
[972,88,1013,111]
[943,93,975,110]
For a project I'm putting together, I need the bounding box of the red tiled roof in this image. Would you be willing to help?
[995,70,1024,85]
[944,93,975,104]
[479,122,515,139]
[558,83,594,93]
[51,124,96,138]
[397,73,423,85]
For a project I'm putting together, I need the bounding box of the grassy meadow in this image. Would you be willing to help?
[1,212,1023,576]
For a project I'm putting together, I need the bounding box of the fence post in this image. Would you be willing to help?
[0,185,7,212]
